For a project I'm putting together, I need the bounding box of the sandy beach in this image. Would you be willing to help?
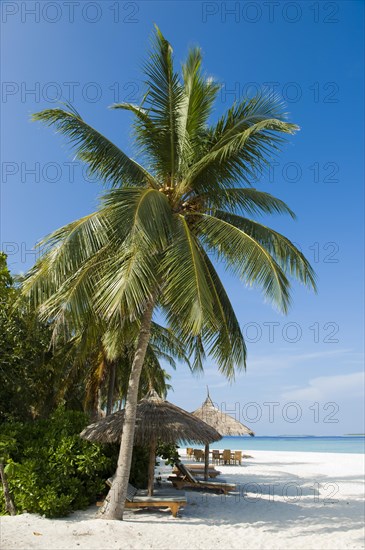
[1,450,364,550]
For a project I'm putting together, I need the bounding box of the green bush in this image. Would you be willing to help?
[156,442,180,466]
[0,409,118,517]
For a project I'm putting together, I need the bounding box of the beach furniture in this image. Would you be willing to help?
[210,449,245,465]
[212,450,221,464]
[186,447,194,458]
[233,451,242,465]
[125,484,187,517]
[222,449,232,464]
[168,462,236,494]
[193,449,205,462]
[104,480,187,517]
[172,463,221,478]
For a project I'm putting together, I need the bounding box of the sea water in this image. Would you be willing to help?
[184,436,365,454]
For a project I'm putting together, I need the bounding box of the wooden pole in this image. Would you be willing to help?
[204,443,209,481]
[147,439,157,496]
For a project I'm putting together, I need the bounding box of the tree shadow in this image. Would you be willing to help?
[124,465,364,540]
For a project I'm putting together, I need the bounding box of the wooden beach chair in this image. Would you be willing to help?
[193,449,205,462]
[125,484,187,517]
[186,447,194,458]
[222,449,232,464]
[233,451,242,465]
[212,450,221,464]
[104,480,187,517]
[172,463,221,478]
[168,462,236,495]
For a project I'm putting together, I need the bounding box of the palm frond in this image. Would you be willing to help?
[150,322,190,365]
[204,188,296,218]
[182,94,298,193]
[161,215,216,335]
[185,334,206,373]
[101,187,173,250]
[177,47,220,174]
[111,102,164,180]
[216,211,317,291]
[198,246,247,377]
[190,212,292,313]
[32,108,158,188]
[36,248,107,330]
[94,188,173,320]
[22,211,113,311]
[141,25,185,181]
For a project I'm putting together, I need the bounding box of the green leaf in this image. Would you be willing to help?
[32,108,158,188]
[190,212,292,313]
[161,215,216,335]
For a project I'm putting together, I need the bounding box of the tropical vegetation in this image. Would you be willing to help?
[0,409,118,517]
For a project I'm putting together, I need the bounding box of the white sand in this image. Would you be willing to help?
[1,450,364,550]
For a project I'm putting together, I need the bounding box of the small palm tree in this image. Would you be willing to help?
[56,318,186,416]
[24,27,316,519]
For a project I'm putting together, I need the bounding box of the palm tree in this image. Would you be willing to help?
[23,26,316,519]
[55,319,186,416]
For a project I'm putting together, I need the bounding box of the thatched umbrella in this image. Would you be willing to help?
[80,389,221,495]
[192,389,254,479]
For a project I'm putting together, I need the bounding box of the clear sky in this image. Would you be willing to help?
[1,0,364,435]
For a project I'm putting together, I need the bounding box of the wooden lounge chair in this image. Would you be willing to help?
[104,481,187,517]
[172,463,221,478]
[126,484,187,517]
[168,462,236,495]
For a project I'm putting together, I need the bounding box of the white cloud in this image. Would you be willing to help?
[281,371,365,402]
[245,348,357,376]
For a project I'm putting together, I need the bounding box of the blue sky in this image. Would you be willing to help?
[1,1,364,435]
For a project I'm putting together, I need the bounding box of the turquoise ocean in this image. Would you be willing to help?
[186,436,365,454]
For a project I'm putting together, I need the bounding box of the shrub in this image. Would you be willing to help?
[0,409,118,517]
[156,442,180,466]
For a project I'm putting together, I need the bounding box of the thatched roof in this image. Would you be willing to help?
[192,395,255,437]
[80,389,221,445]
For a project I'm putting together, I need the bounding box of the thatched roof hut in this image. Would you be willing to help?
[192,391,254,479]
[81,389,221,445]
[80,389,221,495]
[192,394,255,437]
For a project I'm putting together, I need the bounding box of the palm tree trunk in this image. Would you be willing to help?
[0,462,16,516]
[98,294,155,520]
[204,443,209,481]
[106,360,116,416]
[97,388,104,418]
